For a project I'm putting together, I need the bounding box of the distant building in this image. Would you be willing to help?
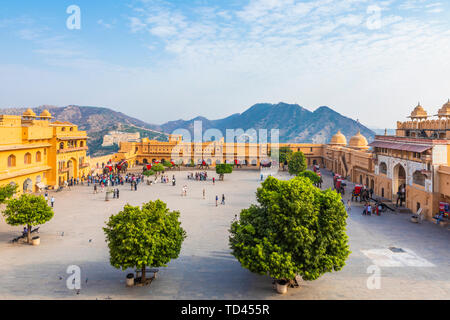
[113,99,450,220]
[101,131,140,147]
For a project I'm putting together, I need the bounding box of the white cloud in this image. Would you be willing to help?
[1,0,449,128]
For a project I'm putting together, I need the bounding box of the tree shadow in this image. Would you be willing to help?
[0,254,278,300]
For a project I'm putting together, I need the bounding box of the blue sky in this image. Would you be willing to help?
[0,0,449,128]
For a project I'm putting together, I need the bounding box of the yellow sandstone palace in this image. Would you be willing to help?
[0,109,89,194]
[1,100,450,220]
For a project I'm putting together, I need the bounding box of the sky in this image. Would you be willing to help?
[0,0,449,128]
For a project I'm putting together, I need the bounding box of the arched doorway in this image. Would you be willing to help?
[67,159,77,181]
[35,175,42,192]
[23,178,33,193]
[393,163,406,198]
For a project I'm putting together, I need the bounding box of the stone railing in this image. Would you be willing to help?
[397,119,450,130]
[57,146,89,154]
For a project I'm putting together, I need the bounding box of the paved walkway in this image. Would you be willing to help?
[0,169,448,299]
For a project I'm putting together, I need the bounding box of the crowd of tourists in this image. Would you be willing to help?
[188,172,209,181]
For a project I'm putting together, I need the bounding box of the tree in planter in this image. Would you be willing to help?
[103,200,186,284]
[152,164,165,175]
[297,170,320,185]
[273,146,293,171]
[216,163,233,181]
[288,151,307,175]
[162,160,173,169]
[0,184,17,204]
[229,176,350,287]
[3,194,54,244]
[143,170,155,177]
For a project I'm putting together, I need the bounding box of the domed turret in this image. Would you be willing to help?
[408,103,428,120]
[39,109,52,119]
[436,99,450,118]
[329,130,347,146]
[23,108,36,118]
[349,131,369,150]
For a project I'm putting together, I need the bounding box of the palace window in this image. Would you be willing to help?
[24,153,32,164]
[379,162,387,175]
[7,155,16,167]
[413,152,421,159]
[60,142,64,150]
[413,170,426,186]
[36,151,42,162]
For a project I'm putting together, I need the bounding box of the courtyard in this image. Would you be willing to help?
[0,169,449,300]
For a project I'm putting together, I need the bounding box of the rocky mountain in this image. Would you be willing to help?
[0,102,374,155]
[0,105,168,156]
[159,103,375,144]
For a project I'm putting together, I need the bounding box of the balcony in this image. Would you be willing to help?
[57,146,88,154]
[58,167,69,174]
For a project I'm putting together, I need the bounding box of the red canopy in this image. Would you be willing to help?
[145,164,152,170]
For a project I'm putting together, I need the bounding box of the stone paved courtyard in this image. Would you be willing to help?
[0,169,449,300]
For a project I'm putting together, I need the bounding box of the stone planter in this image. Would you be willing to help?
[126,273,135,287]
[276,280,288,294]
[31,236,40,246]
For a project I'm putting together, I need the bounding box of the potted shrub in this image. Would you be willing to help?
[2,194,53,245]
[104,200,186,286]
[229,176,350,295]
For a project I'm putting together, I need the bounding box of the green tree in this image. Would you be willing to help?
[229,176,350,285]
[152,163,165,174]
[279,147,293,165]
[103,200,186,284]
[162,160,173,168]
[297,170,320,184]
[288,151,307,175]
[216,163,233,181]
[0,184,17,205]
[143,170,155,177]
[3,194,54,244]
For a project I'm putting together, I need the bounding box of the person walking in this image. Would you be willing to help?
[215,195,218,207]
[116,189,120,199]
[45,194,48,204]
[213,177,215,185]
[221,194,225,205]
[203,188,206,199]
[50,196,55,208]
[93,184,97,194]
